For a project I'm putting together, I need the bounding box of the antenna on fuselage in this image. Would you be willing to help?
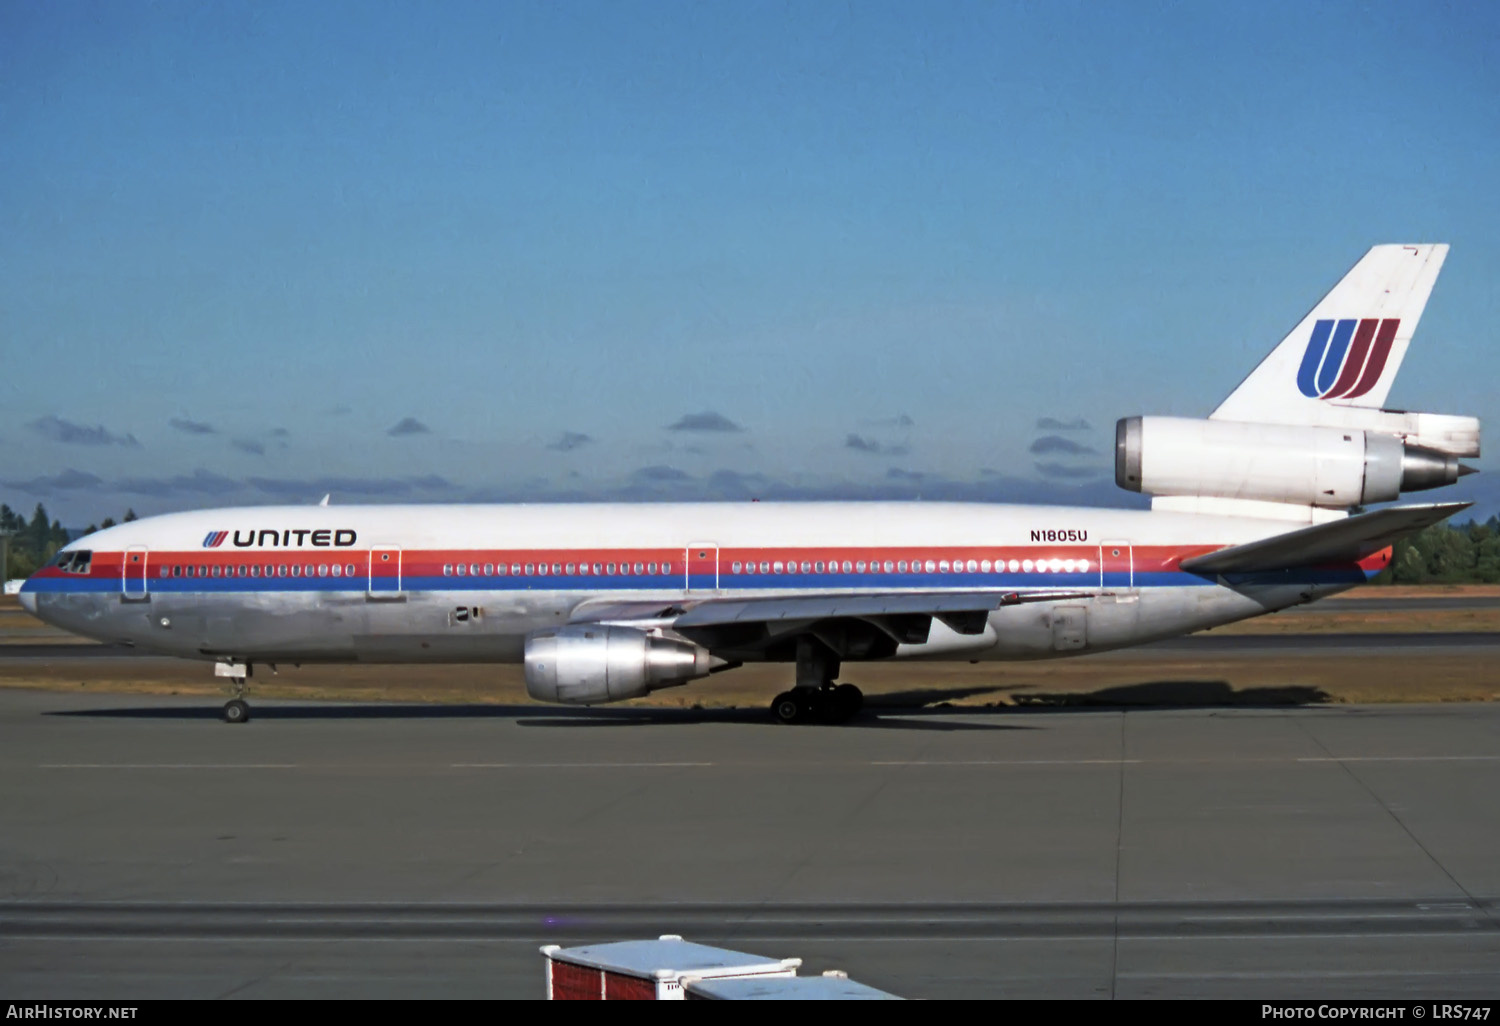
[319,494,331,507]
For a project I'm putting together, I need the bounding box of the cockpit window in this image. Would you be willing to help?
[54,551,93,575]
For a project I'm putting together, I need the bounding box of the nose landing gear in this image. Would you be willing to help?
[215,660,252,724]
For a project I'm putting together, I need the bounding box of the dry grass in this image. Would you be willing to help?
[1,650,1495,710]
[3,587,1497,709]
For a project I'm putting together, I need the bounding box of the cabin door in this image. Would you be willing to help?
[368,545,403,598]
[685,543,719,592]
[122,546,149,600]
[1099,540,1133,590]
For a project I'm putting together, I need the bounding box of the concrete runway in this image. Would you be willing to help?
[1,689,1497,999]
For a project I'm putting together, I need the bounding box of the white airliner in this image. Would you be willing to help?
[21,244,1480,724]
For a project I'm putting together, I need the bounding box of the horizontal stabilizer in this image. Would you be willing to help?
[1179,501,1471,575]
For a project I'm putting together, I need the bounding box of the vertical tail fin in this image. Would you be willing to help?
[1211,244,1448,424]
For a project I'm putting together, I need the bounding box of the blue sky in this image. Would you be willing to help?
[3,0,1498,524]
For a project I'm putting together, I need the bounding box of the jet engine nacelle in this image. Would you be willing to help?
[1115,416,1469,509]
[524,625,712,705]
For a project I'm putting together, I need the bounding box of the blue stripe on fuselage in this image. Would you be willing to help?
[21,566,1377,596]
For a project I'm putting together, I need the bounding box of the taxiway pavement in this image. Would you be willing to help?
[1,690,1497,999]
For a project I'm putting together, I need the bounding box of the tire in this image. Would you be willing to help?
[832,683,864,722]
[222,699,250,724]
[772,692,804,724]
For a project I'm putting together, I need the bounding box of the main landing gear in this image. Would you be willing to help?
[771,683,863,725]
[770,638,864,725]
[216,660,252,724]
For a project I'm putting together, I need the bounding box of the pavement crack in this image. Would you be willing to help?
[1109,710,1127,1000]
[1292,716,1500,932]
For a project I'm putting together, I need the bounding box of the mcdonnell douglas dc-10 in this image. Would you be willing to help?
[21,245,1480,723]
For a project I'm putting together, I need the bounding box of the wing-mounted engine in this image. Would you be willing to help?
[1115,416,1477,512]
[524,625,711,705]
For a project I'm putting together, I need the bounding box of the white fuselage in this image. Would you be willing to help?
[21,500,1382,674]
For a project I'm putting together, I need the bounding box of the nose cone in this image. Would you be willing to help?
[17,585,37,615]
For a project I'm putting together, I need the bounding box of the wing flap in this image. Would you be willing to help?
[1179,501,1471,575]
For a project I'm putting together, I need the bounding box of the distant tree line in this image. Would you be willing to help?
[1,502,136,580]
[1375,518,1500,584]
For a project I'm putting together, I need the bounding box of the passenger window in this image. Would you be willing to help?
[732,561,743,574]
[815,561,826,573]
[842,560,853,573]
[331,564,342,577]
[924,560,936,573]
[318,564,329,577]
[291,565,301,578]
[278,565,288,577]
[484,563,494,576]
[160,567,171,578]
[760,561,770,573]
[250,566,260,578]
[455,564,466,576]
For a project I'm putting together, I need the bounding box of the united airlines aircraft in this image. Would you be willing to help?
[20,245,1479,724]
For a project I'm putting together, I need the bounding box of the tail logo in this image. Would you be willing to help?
[1296,318,1400,399]
[202,531,228,548]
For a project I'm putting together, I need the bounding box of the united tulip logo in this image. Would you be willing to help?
[1296,318,1400,399]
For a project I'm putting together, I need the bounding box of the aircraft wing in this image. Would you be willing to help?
[1179,501,1471,575]
[570,589,1093,636]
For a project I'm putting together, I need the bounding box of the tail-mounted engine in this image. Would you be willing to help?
[1116,416,1476,510]
[524,625,711,705]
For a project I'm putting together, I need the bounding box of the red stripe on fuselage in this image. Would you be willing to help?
[32,543,1377,584]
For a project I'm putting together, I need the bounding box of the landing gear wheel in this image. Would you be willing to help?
[222,699,251,724]
[772,691,806,725]
[831,683,864,722]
